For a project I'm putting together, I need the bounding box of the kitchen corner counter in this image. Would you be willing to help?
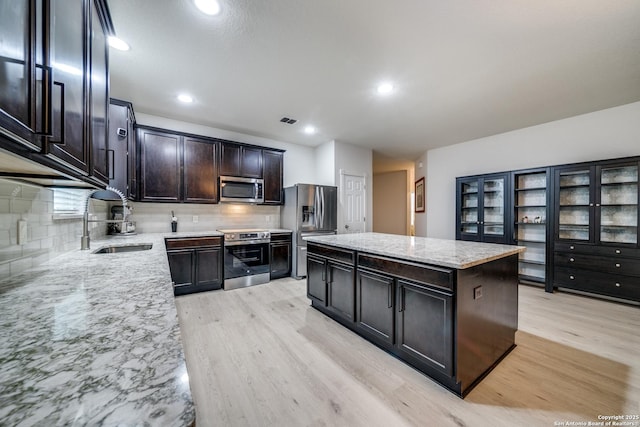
[0,233,196,426]
[304,232,525,269]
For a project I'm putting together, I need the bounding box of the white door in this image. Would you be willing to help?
[342,173,366,233]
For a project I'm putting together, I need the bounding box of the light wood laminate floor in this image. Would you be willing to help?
[175,279,640,427]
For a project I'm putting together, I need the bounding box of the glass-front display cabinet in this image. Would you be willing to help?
[513,168,550,286]
[456,173,510,244]
[554,161,639,246]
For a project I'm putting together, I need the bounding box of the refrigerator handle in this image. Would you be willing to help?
[319,187,324,228]
[314,188,320,229]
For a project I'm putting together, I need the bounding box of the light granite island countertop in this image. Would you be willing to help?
[0,231,220,426]
[304,232,525,269]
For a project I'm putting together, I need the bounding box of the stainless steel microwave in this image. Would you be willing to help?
[219,176,264,203]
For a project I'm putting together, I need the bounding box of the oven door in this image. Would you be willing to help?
[223,241,270,280]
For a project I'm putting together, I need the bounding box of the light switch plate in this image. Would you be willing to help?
[192,215,199,223]
[18,219,27,245]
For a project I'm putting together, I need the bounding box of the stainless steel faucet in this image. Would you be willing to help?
[81,186,129,250]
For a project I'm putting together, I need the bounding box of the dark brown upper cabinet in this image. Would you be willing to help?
[262,149,283,204]
[138,127,182,202]
[0,0,113,188]
[220,142,262,178]
[136,126,219,203]
[184,136,218,203]
[0,0,47,151]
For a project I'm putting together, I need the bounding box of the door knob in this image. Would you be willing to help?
[345,224,349,229]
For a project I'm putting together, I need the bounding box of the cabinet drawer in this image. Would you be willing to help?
[270,232,292,242]
[357,253,453,292]
[308,243,355,265]
[554,242,640,258]
[165,236,222,249]
[555,252,640,276]
[554,267,639,301]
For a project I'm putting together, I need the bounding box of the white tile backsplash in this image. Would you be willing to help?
[0,179,108,278]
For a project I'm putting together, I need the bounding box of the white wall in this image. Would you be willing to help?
[413,152,428,236]
[314,140,336,185]
[135,113,316,187]
[335,141,373,233]
[421,101,640,239]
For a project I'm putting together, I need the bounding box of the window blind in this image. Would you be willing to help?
[53,188,90,214]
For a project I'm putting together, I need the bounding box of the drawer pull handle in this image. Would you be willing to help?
[615,250,621,254]
[615,263,621,268]
[570,246,575,250]
[569,258,575,262]
[615,283,621,287]
[569,275,575,280]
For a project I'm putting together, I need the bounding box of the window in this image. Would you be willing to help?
[53,188,90,216]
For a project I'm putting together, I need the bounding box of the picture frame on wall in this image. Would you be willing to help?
[415,177,425,212]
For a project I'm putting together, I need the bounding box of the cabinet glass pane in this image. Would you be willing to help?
[0,1,30,125]
[600,165,638,244]
[483,178,504,236]
[460,181,478,235]
[558,170,591,241]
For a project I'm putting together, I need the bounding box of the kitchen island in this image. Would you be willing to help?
[0,232,207,426]
[305,232,525,397]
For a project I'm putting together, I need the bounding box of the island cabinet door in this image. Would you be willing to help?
[356,269,395,348]
[167,249,195,290]
[307,255,327,305]
[326,261,356,322]
[396,279,454,377]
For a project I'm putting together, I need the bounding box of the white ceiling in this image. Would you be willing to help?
[107,0,640,161]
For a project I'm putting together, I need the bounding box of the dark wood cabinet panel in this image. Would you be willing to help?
[220,142,262,178]
[0,1,45,151]
[327,262,355,321]
[46,0,90,174]
[356,269,395,347]
[184,137,218,203]
[89,1,109,184]
[167,250,195,289]
[195,247,223,286]
[307,255,327,304]
[270,234,291,279]
[139,128,181,202]
[396,280,453,377]
[263,150,283,204]
[166,236,223,295]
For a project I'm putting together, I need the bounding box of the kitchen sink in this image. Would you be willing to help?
[93,243,153,254]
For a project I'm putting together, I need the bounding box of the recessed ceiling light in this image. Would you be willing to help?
[107,36,130,51]
[194,0,221,15]
[177,94,194,103]
[377,82,394,95]
[304,126,316,135]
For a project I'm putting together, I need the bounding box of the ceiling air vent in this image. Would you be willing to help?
[280,117,297,125]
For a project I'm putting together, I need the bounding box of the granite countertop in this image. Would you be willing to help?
[0,232,205,426]
[304,232,525,269]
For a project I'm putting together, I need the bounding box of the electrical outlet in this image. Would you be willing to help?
[265,215,270,222]
[473,286,483,300]
[18,219,27,245]
[192,215,199,223]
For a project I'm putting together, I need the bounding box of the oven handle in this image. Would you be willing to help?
[224,239,270,246]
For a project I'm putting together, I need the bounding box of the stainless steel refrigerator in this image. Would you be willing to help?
[281,184,338,278]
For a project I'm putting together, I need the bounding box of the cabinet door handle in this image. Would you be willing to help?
[34,65,53,136]
[49,81,66,145]
[589,203,594,207]
[387,283,392,309]
[398,289,405,312]
[569,246,575,250]
[615,263,621,268]
[615,282,621,287]
[108,149,115,179]
[615,249,621,254]
[595,203,600,207]
[569,275,575,280]
[569,258,575,262]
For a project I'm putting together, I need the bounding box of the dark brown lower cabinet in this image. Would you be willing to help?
[166,236,223,296]
[396,279,453,377]
[270,232,292,279]
[355,269,395,348]
[307,242,518,398]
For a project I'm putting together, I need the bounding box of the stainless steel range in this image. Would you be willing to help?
[218,228,271,291]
